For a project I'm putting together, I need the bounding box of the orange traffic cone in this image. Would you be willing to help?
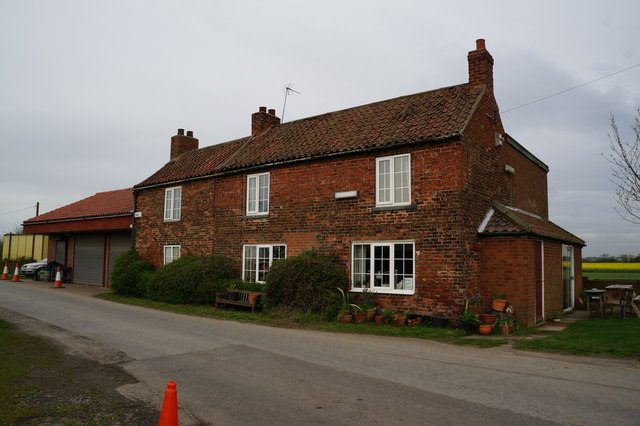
[1,262,8,280]
[158,381,178,426]
[51,267,65,288]
[11,264,21,282]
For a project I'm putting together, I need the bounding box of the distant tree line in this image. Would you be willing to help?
[583,253,640,263]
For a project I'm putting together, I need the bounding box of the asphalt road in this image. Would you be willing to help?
[1,281,639,425]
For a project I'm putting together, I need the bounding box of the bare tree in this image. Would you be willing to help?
[607,107,640,223]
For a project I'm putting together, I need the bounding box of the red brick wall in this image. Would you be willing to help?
[501,142,548,218]
[478,237,537,326]
[136,139,493,318]
[543,241,563,317]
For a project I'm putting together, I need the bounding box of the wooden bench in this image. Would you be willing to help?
[215,289,262,313]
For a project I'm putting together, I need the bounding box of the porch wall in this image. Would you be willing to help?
[478,237,537,327]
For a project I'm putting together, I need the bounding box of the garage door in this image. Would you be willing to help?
[108,232,131,286]
[74,234,105,285]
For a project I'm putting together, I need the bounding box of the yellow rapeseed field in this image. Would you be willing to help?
[582,263,640,271]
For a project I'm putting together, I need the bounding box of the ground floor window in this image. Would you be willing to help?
[163,245,180,265]
[351,241,414,294]
[243,244,286,282]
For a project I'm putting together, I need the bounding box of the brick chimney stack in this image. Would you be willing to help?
[170,128,199,160]
[251,106,281,136]
[468,38,494,93]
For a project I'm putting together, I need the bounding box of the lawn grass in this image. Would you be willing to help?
[96,293,506,348]
[514,318,640,359]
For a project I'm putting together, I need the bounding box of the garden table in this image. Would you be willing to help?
[604,285,638,318]
[584,288,606,318]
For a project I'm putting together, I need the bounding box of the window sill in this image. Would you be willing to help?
[350,288,415,295]
[163,219,181,223]
[372,204,417,212]
[243,214,269,220]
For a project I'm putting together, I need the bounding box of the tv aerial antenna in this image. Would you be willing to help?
[281,84,301,123]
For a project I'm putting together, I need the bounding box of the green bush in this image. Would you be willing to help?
[263,250,345,317]
[110,250,155,297]
[147,255,236,304]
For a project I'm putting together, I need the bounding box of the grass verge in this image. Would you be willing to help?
[0,319,159,425]
[514,318,640,359]
[96,293,506,349]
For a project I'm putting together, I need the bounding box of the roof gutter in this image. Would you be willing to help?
[478,231,586,247]
[22,212,133,226]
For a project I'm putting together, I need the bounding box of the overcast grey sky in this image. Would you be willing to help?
[1,0,639,257]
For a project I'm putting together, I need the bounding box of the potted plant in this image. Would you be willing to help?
[491,293,507,312]
[549,311,562,323]
[336,288,353,323]
[394,313,407,327]
[381,309,396,325]
[458,309,479,334]
[478,313,497,325]
[351,304,367,323]
[477,323,492,335]
[467,296,481,313]
[374,313,384,325]
[358,289,378,321]
[494,313,514,335]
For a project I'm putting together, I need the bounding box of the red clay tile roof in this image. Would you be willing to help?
[481,204,585,246]
[135,83,485,188]
[23,188,133,224]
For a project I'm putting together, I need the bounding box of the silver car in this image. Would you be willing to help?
[20,258,48,276]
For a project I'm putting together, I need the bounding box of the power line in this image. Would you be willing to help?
[501,62,640,114]
[0,205,37,216]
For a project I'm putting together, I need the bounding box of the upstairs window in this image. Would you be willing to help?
[376,154,411,206]
[351,241,415,294]
[164,187,182,221]
[246,172,270,215]
[243,244,286,282]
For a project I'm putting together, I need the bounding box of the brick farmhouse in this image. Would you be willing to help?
[133,40,584,326]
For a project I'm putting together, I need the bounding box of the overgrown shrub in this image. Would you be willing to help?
[263,250,345,317]
[110,250,155,297]
[147,255,236,304]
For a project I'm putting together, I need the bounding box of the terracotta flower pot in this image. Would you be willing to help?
[477,324,492,335]
[491,298,507,312]
[501,324,510,335]
[338,313,353,323]
[479,314,497,325]
[395,316,406,326]
[354,312,367,323]
[374,315,383,325]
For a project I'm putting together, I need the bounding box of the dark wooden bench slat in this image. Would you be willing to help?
[215,289,262,313]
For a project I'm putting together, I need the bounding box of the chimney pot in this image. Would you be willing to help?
[268,108,275,115]
[259,106,267,113]
[476,39,486,50]
[170,128,199,160]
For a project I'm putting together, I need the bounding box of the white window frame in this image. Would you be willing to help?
[376,154,411,207]
[164,186,182,221]
[246,172,270,215]
[163,245,180,265]
[350,241,415,295]
[242,244,286,283]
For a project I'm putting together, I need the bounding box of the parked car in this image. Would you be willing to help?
[20,258,48,276]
